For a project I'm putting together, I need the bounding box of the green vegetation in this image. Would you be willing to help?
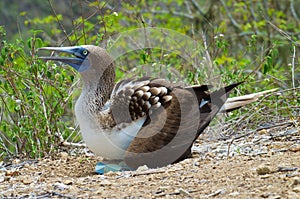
[0,0,299,160]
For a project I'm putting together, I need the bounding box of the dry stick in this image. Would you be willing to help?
[47,0,71,45]
[55,123,86,148]
[224,90,278,136]
[271,128,299,140]
[47,191,75,199]
[131,170,166,176]
[244,43,277,81]
[224,87,300,136]
[226,120,294,157]
[131,168,182,177]
[104,2,195,19]
[70,0,78,44]
[219,0,241,30]
[291,45,296,94]
[185,0,192,15]
[189,0,205,16]
[61,141,86,148]
[59,9,99,45]
[265,19,300,46]
[290,0,300,21]
[225,91,287,155]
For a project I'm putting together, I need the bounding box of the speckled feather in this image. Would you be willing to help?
[109,78,174,124]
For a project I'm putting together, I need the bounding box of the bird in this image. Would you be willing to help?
[38,45,275,171]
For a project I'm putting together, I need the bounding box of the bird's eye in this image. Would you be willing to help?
[82,50,88,56]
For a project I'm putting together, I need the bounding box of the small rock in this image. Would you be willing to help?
[205,189,226,197]
[293,186,300,193]
[256,165,271,175]
[228,191,240,196]
[0,176,4,183]
[23,163,30,168]
[60,152,69,158]
[159,186,170,191]
[100,179,112,186]
[136,165,149,172]
[5,170,20,177]
[22,178,33,185]
[288,191,300,198]
[257,129,268,135]
[178,188,191,196]
[260,174,271,179]
[53,182,69,190]
[105,171,118,177]
[269,195,281,199]
[289,147,300,152]
[291,177,300,186]
[260,192,270,198]
[13,159,21,164]
[63,179,73,185]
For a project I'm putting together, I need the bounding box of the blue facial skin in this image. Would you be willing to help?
[56,47,90,72]
[39,46,90,72]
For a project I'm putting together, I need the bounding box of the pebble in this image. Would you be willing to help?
[100,179,112,186]
[53,182,69,190]
[22,178,33,185]
[256,165,271,175]
[293,186,300,193]
[178,188,191,196]
[60,152,69,159]
[291,177,300,186]
[63,179,73,185]
[136,165,149,172]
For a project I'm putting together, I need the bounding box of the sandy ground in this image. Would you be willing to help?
[1,122,299,198]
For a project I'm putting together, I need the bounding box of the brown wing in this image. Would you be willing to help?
[124,80,241,169]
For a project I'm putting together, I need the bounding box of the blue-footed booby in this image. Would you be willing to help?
[39,45,274,171]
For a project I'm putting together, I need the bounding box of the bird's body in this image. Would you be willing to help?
[39,45,273,169]
[74,71,233,166]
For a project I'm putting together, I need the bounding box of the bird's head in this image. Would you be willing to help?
[39,45,115,84]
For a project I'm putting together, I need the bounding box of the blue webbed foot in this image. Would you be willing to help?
[95,161,133,174]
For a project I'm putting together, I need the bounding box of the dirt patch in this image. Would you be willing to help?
[1,125,299,198]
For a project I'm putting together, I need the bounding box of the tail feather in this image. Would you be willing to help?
[220,88,278,112]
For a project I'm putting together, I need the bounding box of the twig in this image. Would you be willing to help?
[290,0,300,21]
[256,121,294,131]
[203,189,225,198]
[244,43,277,80]
[48,191,76,199]
[104,3,195,19]
[184,0,192,15]
[4,160,39,169]
[219,0,241,30]
[131,168,182,177]
[224,88,279,135]
[265,18,300,46]
[47,0,71,44]
[131,170,166,176]
[80,1,87,44]
[249,0,257,21]
[59,9,99,45]
[227,120,295,157]
[61,141,86,148]
[291,45,296,93]
[189,0,205,16]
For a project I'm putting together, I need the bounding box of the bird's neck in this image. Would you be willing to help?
[82,66,116,108]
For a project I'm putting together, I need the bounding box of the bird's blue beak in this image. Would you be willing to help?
[38,46,90,72]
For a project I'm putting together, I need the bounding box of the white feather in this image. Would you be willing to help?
[75,94,146,160]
